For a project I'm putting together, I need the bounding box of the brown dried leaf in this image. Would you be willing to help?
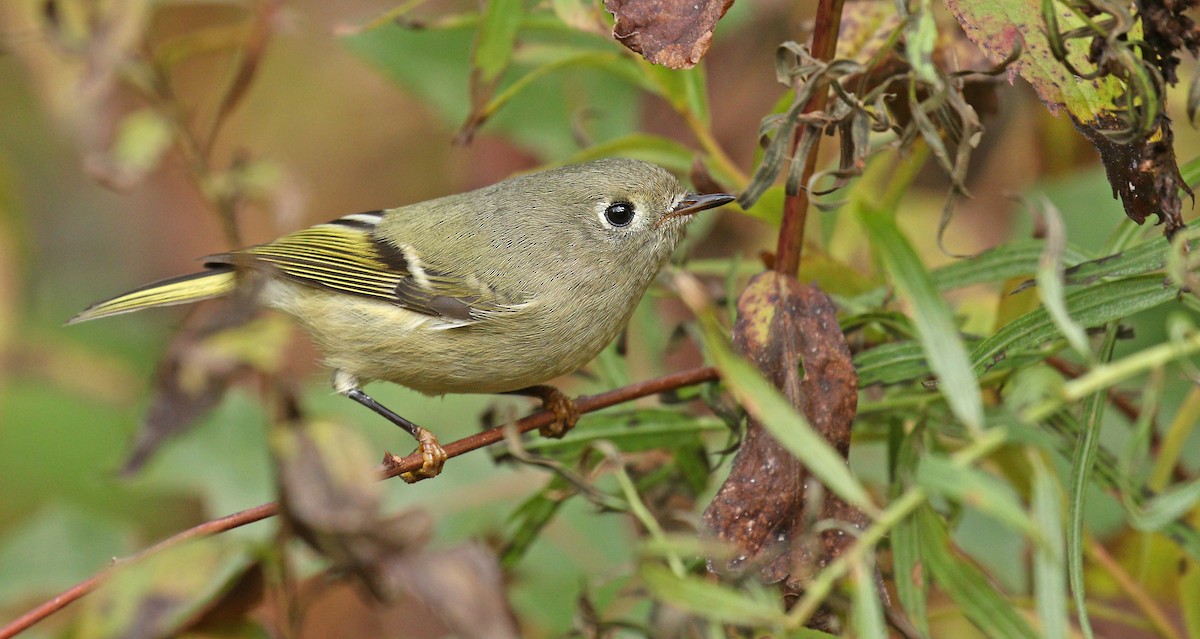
[375,544,520,639]
[604,0,733,69]
[272,417,517,638]
[272,418,433,595]
[1074,113,1188,236]
[703,272,861,586]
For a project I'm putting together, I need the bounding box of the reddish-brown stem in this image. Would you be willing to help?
[773,0,846,276]
[0,366,719,639]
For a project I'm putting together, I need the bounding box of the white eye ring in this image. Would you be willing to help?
[600,201,636,228]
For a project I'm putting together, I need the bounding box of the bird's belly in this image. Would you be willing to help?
[265,282,620,395]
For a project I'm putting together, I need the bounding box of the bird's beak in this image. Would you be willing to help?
[658,192,736,227]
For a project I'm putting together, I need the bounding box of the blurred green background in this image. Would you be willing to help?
[2,0,1200,637]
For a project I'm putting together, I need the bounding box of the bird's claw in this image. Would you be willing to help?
[535,387,580,439]
[396,427,447,483]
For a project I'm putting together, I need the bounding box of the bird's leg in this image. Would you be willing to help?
[334,371,446,483]
[506,385,580,439]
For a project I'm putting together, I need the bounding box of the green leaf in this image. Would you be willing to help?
[850,239,1090,309]
[945,0,1125,127]
[851,559,887,639]
[1035,202,1093,361]
[640,563,786,626]
[76,536,257,639]
[474,0,525,82]
[858,205,985,432]
[1031,458,1068,639]
[892,513,930,637]
[1066,326,1117,639]
[478,47,646,125]
[855,341,929,386]
[642,63,710,124]
[917,455,1039,538]
[971,275,1179,375]
[501,476,570,567]
[916,506,1039,639]
[113,108,173,176]
[1125,480,1200,533]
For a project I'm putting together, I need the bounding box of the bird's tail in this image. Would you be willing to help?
[69,266,238,324]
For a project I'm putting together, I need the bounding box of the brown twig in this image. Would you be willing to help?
[0,366,719,639]
[773,0,846,277]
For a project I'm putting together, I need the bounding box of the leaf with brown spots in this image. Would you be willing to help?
[702,272,863,589]
[604,0,734,69]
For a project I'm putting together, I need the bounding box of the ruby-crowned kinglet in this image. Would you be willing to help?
[72,158,734,480]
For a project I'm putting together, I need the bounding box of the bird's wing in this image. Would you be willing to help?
[206,210,527,325]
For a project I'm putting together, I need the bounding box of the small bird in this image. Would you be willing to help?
[72,159,734,480]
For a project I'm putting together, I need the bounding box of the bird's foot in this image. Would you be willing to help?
[390,427,447,483]
[521,385,580,439]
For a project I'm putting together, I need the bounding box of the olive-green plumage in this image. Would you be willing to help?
[72,159,733,478]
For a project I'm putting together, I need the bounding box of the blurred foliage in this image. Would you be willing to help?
[2,0,1200,638]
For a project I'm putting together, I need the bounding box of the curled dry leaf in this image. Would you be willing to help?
[272,418,519,638]
[703,272,862,587]
[604,0,734,69]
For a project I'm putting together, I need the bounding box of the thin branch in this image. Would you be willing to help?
[773,0,846,276]
[0,366,719,639]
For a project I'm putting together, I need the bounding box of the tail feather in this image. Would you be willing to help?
[69,266,238,324]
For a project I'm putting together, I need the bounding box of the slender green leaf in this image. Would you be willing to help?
[1066,326,1117,639]
[478,50,640,123]
[972,275,1179,375]
[852,559,887,639]
[501,476,570,567]
[474,0,524,81]
[855,341,928,386]
[1062,234,1172,285]
[1126,481,1200,533]
[640,563,786,626]
[859,206,984,432]
[917,455,1039,538]
[1035,202,1092,361]
[850,239,1091,309]
[916,506,1039,639]
[643,63,710,123]
[1031,457,1068,639]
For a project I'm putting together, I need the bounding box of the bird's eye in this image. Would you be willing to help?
[604,201,636,227]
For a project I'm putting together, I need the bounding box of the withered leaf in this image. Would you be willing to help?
[604,0,733,69]
[272,418,519,638]
[375,543,520,639]
[1073,113,1188,236]
[703,272,862,586]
